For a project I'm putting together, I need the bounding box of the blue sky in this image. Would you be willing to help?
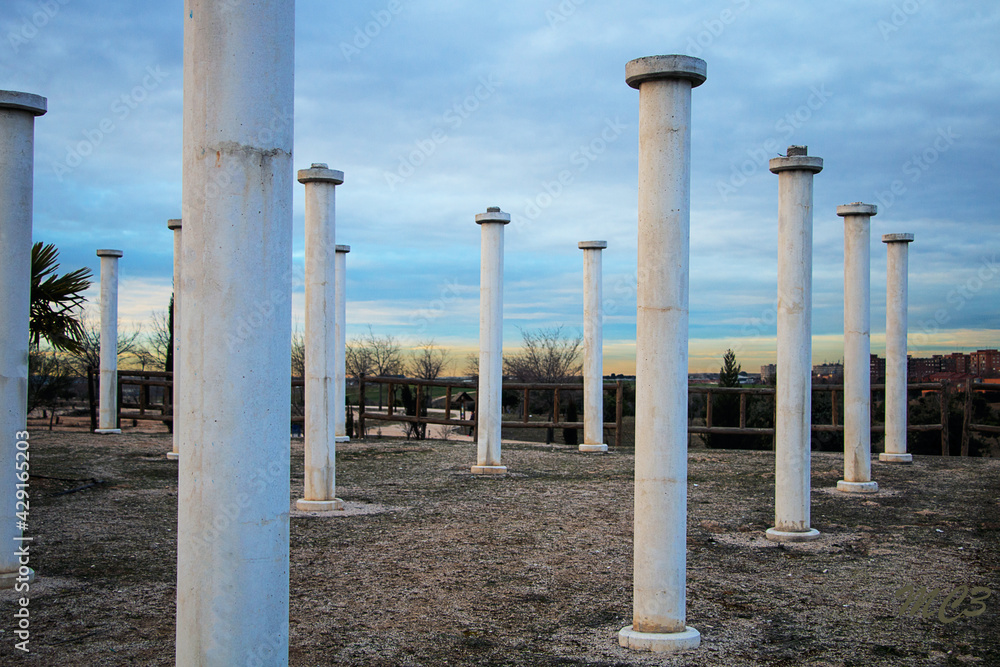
[3,0,998,373]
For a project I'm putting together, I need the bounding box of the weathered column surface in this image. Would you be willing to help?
[838,203,878,493]
[619,54,705,654]
[880,233,915,463]
[176,1,294,665]
[335,244,350,443]
[166,219,181,459]
[579,240,608,452]
[96,249,123,434]
[297,163,344,512]
[0,90,46,589]
[766,145,822,542]
[473,206,510,475]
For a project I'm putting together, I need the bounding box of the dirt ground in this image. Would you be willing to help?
[1,429,998,666]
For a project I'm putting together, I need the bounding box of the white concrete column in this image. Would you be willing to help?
[838,203,878,493]
[95,249,123,434]
[473,206,510,475]
[880,233,915,463]
[296,163,344,512]
[578,240,608,453]
[766,145,822,543]
[176,1,294,664]
[335,244,350,443]
[0,90,45,590]
[167,219,181,459]
[619,55,705,654]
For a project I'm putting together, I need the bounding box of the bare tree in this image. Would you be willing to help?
[503,326,582,383]
[290,328,305,378]
[464,352,479,381]
[134,307,173,371]
[408,340,450,380]
[346,326,403,410]
[68,316,143,377]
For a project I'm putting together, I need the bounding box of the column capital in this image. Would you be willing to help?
[0,90,47,116]
[837,203,876,217]
[475,206,510,225]
[882,233,914,244]
[96,249,124,258]
[167,218,182,230]
[769,145,823,174]
[625,55,707,89]
[297,163,344,185]
[336,245,350,253]
[578,240,607,250]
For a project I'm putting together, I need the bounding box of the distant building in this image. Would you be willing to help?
[812,362,843,382]
[970,349,1000,377]
[760,364,776,385]
[870,354,886,383]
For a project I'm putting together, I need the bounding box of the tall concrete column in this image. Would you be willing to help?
[166,219,181,459]
[296,163,344,512]
[619,55,705,654]
[0,90,46,590]
[473,206,510,475]
[838,204,878,493]
[578,240,608,453]
[176,2,294,665]
[766,145,822,543]
[335,244,350,443]
[95,249,123,434]
[880,233,915,463]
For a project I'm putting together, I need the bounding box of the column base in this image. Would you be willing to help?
[837,480,879,493]
[618,625,700,653]
[335,436,350,443]
[0,568,34,590]
[471,465,507,475]
[579,443,608,453]
[879,452,912,463]
[765,527,820,542]
[295,498,345,512]
[94,429,122,434]
[166,451,179,460]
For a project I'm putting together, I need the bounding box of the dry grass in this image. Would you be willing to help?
[1,430,998,666]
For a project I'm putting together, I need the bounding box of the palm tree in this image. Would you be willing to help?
[30,242,92,353]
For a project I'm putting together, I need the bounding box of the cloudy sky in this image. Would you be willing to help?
[3,0,998,374]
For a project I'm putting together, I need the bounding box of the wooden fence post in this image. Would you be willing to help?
[358,375,366,439]
[961,379,973,457]
[615,380,624,448]
[940,381,950,456]
[87,367,98,432]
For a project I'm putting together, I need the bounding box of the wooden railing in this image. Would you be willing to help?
[357,376,627,447]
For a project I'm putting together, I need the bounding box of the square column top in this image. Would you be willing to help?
[578,241,608,250]
[0,90,47,116]
[625,55,707,89]
[96,249,124,258]
[297,163,344,185]
[837,203,877,217]
[476,206,510,225]
[336,245,351,253]
[167,218,182,230]
[882,233,915,244]
[770,145,823,174]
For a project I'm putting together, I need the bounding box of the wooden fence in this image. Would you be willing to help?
[356,375,627,447]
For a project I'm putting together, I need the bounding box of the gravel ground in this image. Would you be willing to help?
[1,430,998,666]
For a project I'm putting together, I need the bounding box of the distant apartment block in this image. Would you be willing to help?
[760,364,776,384]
